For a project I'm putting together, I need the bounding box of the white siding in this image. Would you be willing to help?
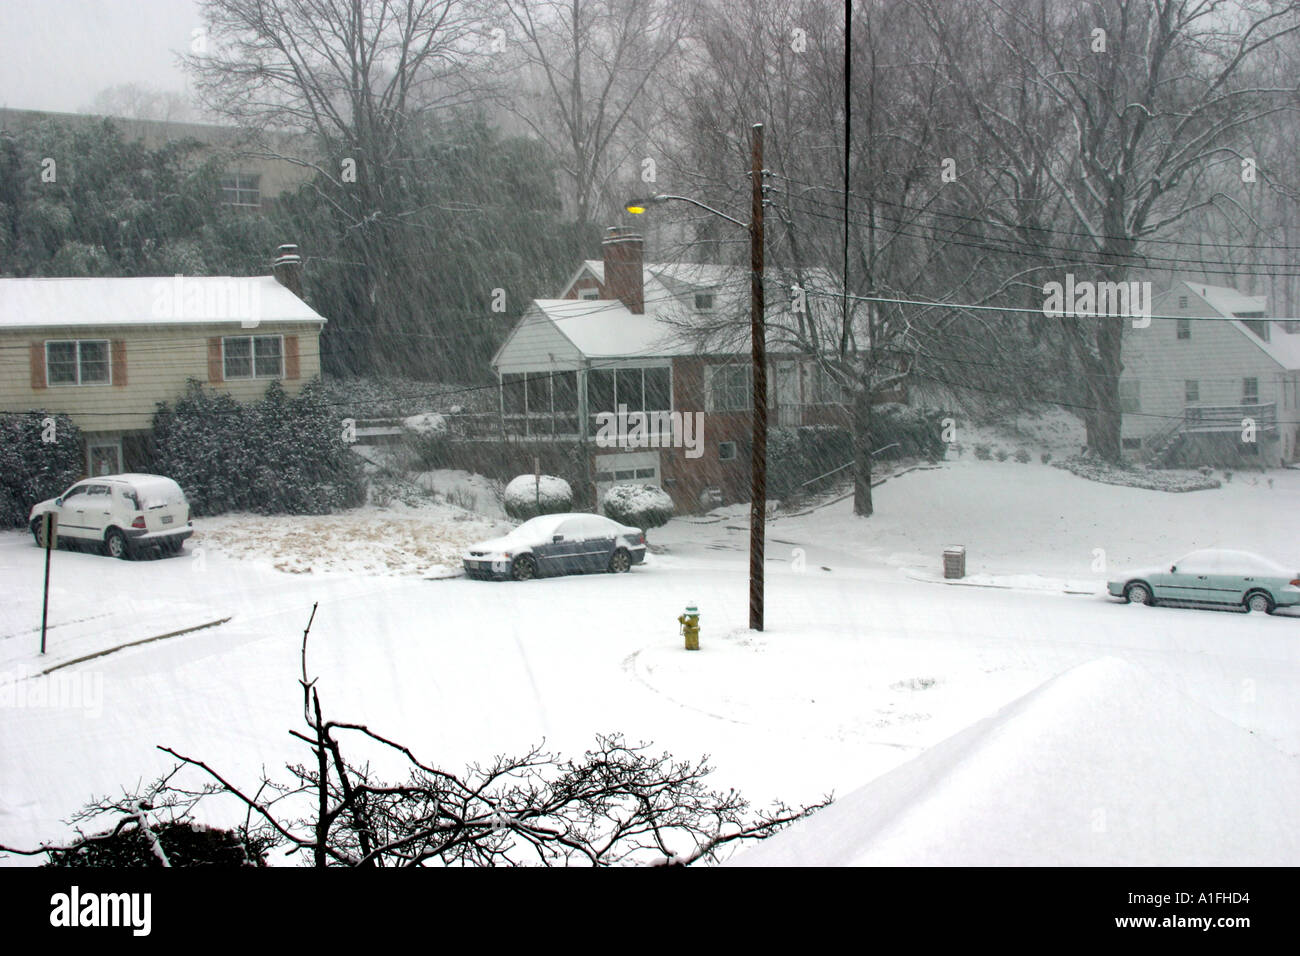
[493,309,582,374]
[1121,284,1286,446]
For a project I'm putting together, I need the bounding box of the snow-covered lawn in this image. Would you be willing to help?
[193,501,511,576]
[1,460,1296,865]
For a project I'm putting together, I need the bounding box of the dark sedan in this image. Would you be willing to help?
[463,513,646,581]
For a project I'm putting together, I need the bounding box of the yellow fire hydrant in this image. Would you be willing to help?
[678,605,700,651]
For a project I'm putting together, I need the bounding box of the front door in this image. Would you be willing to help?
[87,440,122,477]
[773,361,799,426]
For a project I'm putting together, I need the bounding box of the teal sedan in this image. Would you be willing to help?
[1108,549,1300,614]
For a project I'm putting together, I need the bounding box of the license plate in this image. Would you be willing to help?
[161,515,173,524]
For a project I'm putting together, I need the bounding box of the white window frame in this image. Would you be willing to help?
[45,339,111,387]
[219,172,261,207]
[1175,318,1191,340]
[1243,377,1259,404]
[1184,379,1199,403]
[86,439,123,476]
[579,288,599,300]
[705,363,751,412]
[719,441,738,461]
[694,291,715,312]
[222,334,285,380]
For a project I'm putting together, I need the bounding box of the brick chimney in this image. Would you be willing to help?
[602,227,643,314]
[272,243,303,299]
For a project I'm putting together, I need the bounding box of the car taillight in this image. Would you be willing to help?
[1290,579,1300,587]
[131,516,146,529]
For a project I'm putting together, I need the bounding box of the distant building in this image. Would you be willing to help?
[0,107,313,211]
[1120,280,1300,467]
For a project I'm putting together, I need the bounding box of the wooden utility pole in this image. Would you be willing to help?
[749,123,766,632]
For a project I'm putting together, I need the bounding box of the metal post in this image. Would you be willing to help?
[749,123,766,632]
[40,512,55,654]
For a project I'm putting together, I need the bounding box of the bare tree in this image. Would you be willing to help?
[919,0,1300,461]
[183,0,495,371]
[664,0,993,515]
[82,83,196,123]
[3,606,827,867]
[498,0,689,226]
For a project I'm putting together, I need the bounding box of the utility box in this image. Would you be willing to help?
[943,546,966,579]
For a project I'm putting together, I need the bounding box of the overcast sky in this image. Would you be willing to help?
[0,0,202,114]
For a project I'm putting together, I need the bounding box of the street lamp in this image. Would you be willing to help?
[626,123,767,632]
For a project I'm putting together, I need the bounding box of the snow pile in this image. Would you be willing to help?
[503,474,572,519]
[601,483,673,527]
[1053,456,1221,493]
[730,658,1300,866]
[401,412,447,435]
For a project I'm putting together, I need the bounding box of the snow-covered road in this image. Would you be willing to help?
[2,472,1296,862]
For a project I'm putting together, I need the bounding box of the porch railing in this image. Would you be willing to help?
[1183,402,1276,432]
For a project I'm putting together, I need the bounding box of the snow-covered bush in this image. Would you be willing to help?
[1052,456,1221,492]
[0,411,84,528]
[43,820,269,868]
[152,379,366,516]
[504,474,572,520]
[974,444,992,461]
[1014,448,1031,463]
[602,483,674,534]
[871,404,948,461]
[767,427,804,498]
[402,411,448,468]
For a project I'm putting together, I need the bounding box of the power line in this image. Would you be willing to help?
[769,170,1300,254]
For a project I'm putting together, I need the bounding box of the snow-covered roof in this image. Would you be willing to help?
[531,298,688,358]
[1227,320,1300,370]
[0,275,327,331]
[1154,280,1300,370]
[517,261,840,362]
[1176,281,1267,317]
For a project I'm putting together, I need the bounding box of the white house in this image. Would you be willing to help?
[1120,280,1300,467]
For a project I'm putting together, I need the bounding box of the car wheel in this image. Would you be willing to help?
[510,555,537,581]
[1244,590,1275,615]
[1124,582,1154,606]
[608,548,632,573]
[31,518,48,548]
[104,528,132,560]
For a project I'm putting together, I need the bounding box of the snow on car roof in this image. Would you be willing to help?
[1180,548,1293,573]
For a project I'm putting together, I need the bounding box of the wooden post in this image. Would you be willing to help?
[749,123,766,632]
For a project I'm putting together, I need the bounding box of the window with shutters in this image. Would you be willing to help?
[45,340,110,385]
[223,335,284,379]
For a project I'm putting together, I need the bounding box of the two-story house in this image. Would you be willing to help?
[1120,279,1300,467]
[0,246,326,475]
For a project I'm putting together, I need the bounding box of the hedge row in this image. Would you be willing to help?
[0,412,84,529]
[152,379,366,516]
